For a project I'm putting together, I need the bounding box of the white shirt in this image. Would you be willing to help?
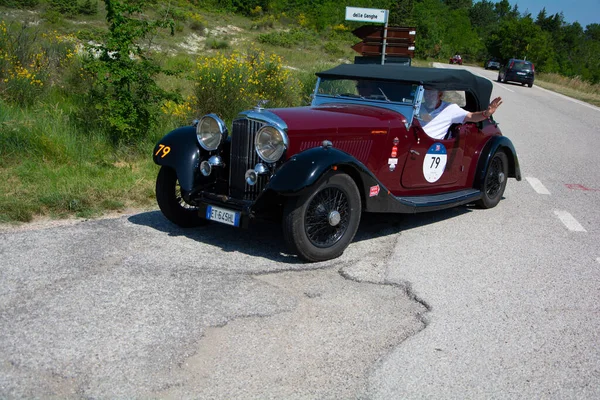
[419,101,469,139]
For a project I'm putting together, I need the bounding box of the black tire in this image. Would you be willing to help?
[476,151,508,209]
[497,74,501,82]
[156,166,207,228]
[528,83,533,88]
[282,172,361,262]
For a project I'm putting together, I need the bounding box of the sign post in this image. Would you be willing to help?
[345,6,389,65]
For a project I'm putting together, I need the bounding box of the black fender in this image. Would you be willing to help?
[153,126,200,192]
[267,147,383,202]
[474,136,522,190]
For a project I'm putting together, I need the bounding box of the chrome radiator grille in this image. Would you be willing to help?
[230,118,267,200]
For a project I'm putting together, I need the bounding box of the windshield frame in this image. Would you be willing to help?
[311,77,423,129]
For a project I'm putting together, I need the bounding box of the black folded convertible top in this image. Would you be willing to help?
[316,64,493,109]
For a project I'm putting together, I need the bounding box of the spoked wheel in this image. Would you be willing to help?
[156,166,207,227]
[477,151,508,209]
[283,172,361,262]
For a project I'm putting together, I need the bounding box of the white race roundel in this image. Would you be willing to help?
[423,143,447,183]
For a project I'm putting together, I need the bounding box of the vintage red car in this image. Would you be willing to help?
[449,54,463,65]
[153,64,521,262]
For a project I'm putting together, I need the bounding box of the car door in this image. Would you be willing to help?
[400,123,475,189]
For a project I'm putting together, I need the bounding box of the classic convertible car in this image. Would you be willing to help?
[153,64,521,262]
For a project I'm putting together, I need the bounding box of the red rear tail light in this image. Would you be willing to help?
[509,61,514,69]
[531,64,535,72]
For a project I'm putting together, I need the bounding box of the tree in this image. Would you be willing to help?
[469,0,498,40]
[494,0,518,20]
[412,0,448,58]
[389,0,415,26]
[444,0,472,11]
[82,0,179,144]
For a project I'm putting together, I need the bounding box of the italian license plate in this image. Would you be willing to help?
[517,72,526,75]
[206,205,240,227]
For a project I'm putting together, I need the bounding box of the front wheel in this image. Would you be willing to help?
[476,151,508,209]
[156,166,207,227]
[282,172,361,262]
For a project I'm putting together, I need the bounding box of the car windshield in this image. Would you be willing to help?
[317,78,418,104]
[512,61,533,71]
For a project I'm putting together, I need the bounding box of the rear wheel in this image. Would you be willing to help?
[476,151,508,209]
[282,172,361,262]
[156,166,207,227]
[528,83,533,88]
[497,74,501,82]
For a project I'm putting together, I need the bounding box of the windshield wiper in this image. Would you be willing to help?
[378,87,390,102]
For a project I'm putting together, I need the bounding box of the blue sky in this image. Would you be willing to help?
[508,0,599,28]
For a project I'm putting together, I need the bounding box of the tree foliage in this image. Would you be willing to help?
[188,0,599,82]
[2,0,599,86]
[81,0,179,144]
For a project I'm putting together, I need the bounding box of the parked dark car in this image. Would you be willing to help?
[498,59,535,87]
[449,54,463,65]
[484,58,501,70]
[153,65,521,262]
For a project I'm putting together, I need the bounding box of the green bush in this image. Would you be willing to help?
[206,38,229,49]
[251,14,275,30]
[48,0,78,16]
[80,0,180,145]
[78,0,98,15]
[323,42,345,58]
[257,28,318,48]
[191,50,302,123]
[0,21,76,106]
[42,9,65,24]
[190,19,205,32]
[188,13,206,33]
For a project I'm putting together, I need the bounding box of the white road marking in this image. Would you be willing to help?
[492,81,515,92]
[597,257,600,264]
[525,177,551,195]
[554,210,587,232]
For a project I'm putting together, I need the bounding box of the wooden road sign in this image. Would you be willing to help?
[351,25,416,57]
[352,25,416,41]
[351,41,415,57]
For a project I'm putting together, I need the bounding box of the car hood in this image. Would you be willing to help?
[269,104,407,136]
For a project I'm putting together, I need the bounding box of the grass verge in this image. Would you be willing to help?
[535,73,600,107]
[0,101,160,224]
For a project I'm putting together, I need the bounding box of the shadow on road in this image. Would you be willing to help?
[128,206,472,263]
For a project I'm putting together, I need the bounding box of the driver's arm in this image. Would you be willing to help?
[464,96,503,122]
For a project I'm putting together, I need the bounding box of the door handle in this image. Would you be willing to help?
[410,150,420,156]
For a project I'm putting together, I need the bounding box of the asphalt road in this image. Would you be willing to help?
[1,64,599,398]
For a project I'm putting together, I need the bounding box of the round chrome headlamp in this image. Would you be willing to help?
[255,125,287,163]
[197,114,227,151]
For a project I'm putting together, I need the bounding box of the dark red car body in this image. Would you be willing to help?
[270,104,502,196]
[153,64,521,262]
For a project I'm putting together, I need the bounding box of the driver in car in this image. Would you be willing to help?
[419,88,503,139]
[356,81,380,98]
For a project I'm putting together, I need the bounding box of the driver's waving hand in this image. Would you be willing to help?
[419,88,503,139]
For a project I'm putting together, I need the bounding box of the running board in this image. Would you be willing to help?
[395,189,482,213]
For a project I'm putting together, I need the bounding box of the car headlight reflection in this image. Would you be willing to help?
[197,114,227,151]
[255,125,287,163]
